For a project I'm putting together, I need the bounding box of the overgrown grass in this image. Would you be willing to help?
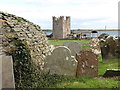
[52,77,119,88]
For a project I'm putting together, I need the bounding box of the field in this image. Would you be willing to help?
[46,39,120,88]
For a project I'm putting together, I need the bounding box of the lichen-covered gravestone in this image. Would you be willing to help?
[64,41,81,56]
[99,36,120,61]
[76,50,98,77]
[44,46,78,76]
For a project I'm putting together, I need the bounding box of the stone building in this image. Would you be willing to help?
[52,16,71,39]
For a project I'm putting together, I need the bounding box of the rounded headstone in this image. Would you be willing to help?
[64,41,81,56]
[44,46,78,76]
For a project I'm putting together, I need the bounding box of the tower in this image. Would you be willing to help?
[52,16,71,39]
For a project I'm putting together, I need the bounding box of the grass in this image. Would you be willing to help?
[52,78,119,88]
[48,39,90,45]
[48,39,90,49]
[99,60,119,76]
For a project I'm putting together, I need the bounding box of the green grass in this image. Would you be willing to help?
[99,60,119,76]
[52,77,119,88]
[48,39,90,49]
[48,39,90,45]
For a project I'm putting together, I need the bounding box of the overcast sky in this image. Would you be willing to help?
[0,0,119,29]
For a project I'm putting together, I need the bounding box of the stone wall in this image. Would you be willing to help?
[0,11,51,70]
[52,16,71,39]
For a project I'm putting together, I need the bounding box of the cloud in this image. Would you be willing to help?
[0,0,119,29]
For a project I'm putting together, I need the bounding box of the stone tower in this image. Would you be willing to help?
[52,16,71,39]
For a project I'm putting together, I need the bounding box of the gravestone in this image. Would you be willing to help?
[76,50,98,77]
[44,46,78,76]
[99,36,120,61]
[64,41,81,56]
[1,55,15,88]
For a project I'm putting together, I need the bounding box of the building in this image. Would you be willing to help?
[52,16,71,39]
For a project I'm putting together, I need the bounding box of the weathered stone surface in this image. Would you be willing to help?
[99,36,120,61]
[90,38,101,55]
[64,41,81,56]
[0,11,52,70]
[44,46,78,76]
[1,55,15,88]
[76,50,98,77]
[53,16,70,39]
[98,33,109,40]
[103,69,120,77]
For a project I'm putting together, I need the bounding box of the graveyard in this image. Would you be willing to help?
[0,11,120,89]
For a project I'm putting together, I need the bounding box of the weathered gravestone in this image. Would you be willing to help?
[64,41,81,57]
[76,50,98,77]
[99,36,120,61]
[44,46,78,76]
[1,55,15,89]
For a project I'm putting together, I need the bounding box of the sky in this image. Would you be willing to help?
[0,0,119,29]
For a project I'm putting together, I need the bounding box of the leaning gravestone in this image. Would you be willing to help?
[76,50,98,77]
[64,41,81,56]
[44,46,78,76]
[1,55,15,89]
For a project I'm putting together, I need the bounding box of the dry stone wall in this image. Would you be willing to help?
[0,11,51,70]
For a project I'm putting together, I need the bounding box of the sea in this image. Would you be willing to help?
[45,31,120,37]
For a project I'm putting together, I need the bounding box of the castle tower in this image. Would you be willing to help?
[52,16,71,39]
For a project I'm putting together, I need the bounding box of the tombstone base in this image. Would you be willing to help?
[103,69,120,77]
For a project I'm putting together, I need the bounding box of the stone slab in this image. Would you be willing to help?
[1,55,15,89]
[103,69,120,77]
